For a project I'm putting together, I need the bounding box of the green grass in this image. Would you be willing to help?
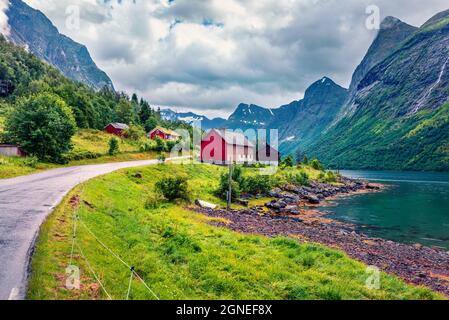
[0,129,158,179]
[28,164,443,300]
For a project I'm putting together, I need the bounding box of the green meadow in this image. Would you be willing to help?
[28,164,442,300]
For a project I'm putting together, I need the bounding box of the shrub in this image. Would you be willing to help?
[243,175,273,195]
[310,159,325,171]
[145,192,165,209]
[124,125,145,141]
[154,136,166,152]
[216,174,241,201]
[325,171,338,183]
[140,140,156,152]
[287,171,310,186]
[22,156,39,168]
[282,155,294,167]
[108,137,119,156]
[155,175,190,202]
[63,149,102,161]
[158,154,166,163]
[165,140,177,152]
[5,93,76,163]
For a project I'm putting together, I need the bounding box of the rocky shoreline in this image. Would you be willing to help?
[193,177,449,296]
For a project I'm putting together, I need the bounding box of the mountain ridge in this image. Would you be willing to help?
[5,0,114,91]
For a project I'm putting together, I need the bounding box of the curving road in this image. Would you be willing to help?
[0,158,183,300]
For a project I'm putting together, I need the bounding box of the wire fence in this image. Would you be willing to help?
[68,190,160,300]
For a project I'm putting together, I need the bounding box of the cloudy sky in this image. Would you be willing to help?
[15,0,449,117]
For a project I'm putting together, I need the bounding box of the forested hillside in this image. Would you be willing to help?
[0,36,190,164]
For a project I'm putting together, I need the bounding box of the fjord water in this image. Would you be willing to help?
[321,171,449,249]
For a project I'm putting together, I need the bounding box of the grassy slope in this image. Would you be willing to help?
[28,164,441,300]
[0,129,157,179]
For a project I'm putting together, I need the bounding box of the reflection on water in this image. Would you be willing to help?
[320,170,449,249]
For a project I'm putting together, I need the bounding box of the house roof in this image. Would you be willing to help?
[0,144,20,148]
[150,126,181,137]
[107,123,129,130]
[210,129,255,147]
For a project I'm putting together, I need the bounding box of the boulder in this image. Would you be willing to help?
[195,200,217,210]
[306,195,320,204]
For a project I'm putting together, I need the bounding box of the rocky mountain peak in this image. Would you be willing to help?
[303,77,347,104]
[421,8,449,29]
[380,16,406,30]
[6,0,114,91]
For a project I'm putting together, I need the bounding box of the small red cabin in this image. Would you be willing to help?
[0,144,27,157]
[148,127,180,141]
[201,129,255,165]
[104,123,129,136]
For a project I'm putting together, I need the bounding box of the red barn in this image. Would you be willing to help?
[257,144,281,165]
[148,127,181,141]
[104,123,129,136]
[0,144,27,157]
[201,129,255,165]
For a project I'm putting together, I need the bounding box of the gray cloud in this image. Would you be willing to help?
[23,0,449,117]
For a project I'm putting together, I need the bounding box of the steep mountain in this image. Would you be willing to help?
[5,0,114,91]
[222,77,348,154]
[160,109,226,130]
[306,12,449,171]
[347,17,417,99]
[226,103,276,130]
[279,77,348,154]
[0,35,120,130]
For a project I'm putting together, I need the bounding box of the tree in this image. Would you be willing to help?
[144,116,158,132]
[5,93,76,162]
[115,99,134,124]
[295,149,304,164]
[310,159,325,171]
[108,137,119,155]
[155,175,190,202]
[154,136,166,152]
[124,125,145,141]
[282,155,294,167]
[139,100,152,124]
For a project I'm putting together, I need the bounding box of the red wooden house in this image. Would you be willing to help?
[148,127,181,141]
[104,123,129,136]
[257,144,281,165]
[201,129,255,164]
[0,144,27,157]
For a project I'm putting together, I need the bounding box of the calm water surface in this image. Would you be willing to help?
[320,170,449,249]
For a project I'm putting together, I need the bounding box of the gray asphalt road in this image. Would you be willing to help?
[0,158,180,300]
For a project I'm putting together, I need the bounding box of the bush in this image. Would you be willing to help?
[282,155,295,168]
[165,140,177,152]
[310,159,325,171]
[158,154,166,163]
[140,140,156,152]
[154,136,166,152]
[124,125,145,141]
[5,93,77,163]
[155,175,190,202]
[243,175,273,195]
[108,137,119,156]
[63,149,102,161]
[325,171,338,183]
[145,192,165,209]
[216,174,241,201]
[287,171,310,186]
[22,156,39,168]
